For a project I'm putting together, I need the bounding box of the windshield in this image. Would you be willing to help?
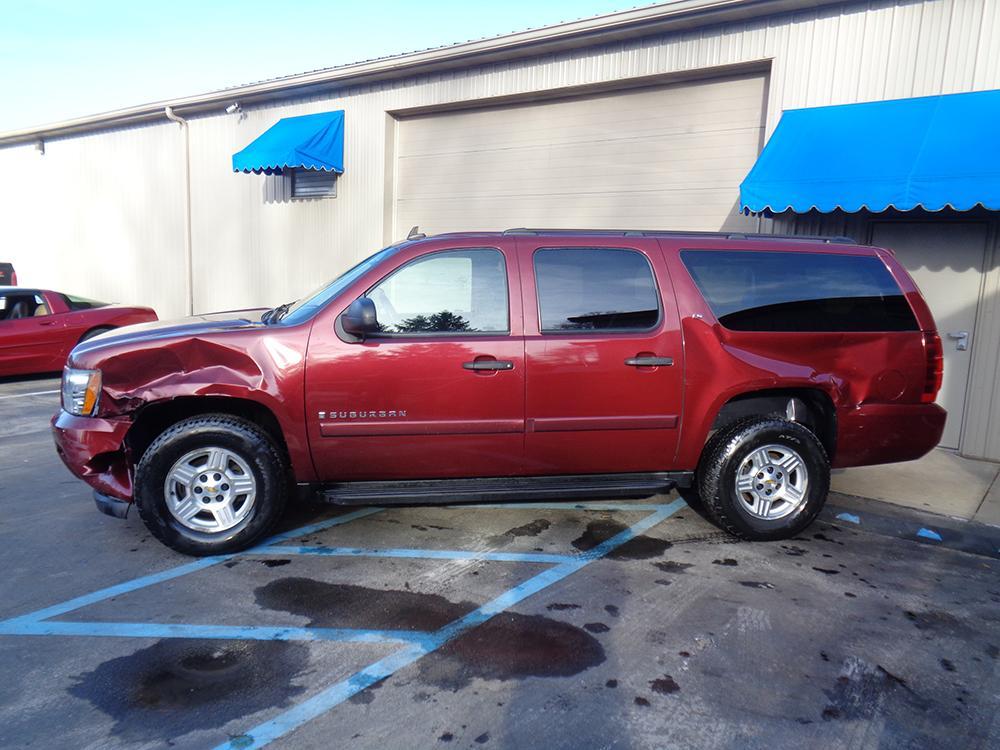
[277,245,401,326]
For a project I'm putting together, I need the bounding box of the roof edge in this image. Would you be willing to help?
[1,0,830,146]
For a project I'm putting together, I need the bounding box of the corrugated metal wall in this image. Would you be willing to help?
[0,123,186,318]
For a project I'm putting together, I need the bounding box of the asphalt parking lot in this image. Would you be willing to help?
[1,376,998,750]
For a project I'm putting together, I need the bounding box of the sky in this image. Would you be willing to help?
[0,0,647,132]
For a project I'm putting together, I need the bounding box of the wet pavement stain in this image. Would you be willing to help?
[439,732,454,742]
[255,577,475,631]
[781,545,808,556]
[572,520,672,559]
[504,519,551,537]
[348,678,385,704]
[604,605,620,617]
[605,679,618,688]
[813,567,840,575]
[584,622,610,634]
[258,559,291,568]
[650,675,680,694]
[474,732,490,744]
[940,658,956,672]
[546,603,580,611]
[821,660,925,722]
[67,639,309,742]
[653,561,694,574]
[634,696,651,707]
[417,613,605,690]
[712,558,738,566]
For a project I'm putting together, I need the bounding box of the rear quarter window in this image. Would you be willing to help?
[680,250,918,332]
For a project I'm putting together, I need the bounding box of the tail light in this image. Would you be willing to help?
[10,270,15,285]
[921,331,943,404]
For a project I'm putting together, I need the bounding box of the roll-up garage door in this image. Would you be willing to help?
[394,73,766,234]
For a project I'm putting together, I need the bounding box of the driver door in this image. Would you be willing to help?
[304,241,525,481]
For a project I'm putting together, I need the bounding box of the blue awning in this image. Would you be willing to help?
[232,110,344,174]
[740,89,1000,213]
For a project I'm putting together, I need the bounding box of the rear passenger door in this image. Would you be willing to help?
[518,239,683,474]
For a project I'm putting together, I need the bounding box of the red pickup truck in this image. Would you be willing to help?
[53,230,945,555]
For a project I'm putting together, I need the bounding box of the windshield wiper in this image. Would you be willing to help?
[262,302,293,325]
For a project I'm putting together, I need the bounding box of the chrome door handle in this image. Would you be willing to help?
[462,360,514,371]
[947,331,969,351]
[625,356,673,367]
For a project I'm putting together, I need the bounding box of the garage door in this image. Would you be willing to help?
[394,73,766,235]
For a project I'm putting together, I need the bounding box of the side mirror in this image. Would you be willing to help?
[340,296,378,339]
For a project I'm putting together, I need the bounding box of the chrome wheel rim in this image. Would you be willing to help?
[164,447,257,533]
[734,444,809,521]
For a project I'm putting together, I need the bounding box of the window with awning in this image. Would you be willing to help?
[740,90,1000,214]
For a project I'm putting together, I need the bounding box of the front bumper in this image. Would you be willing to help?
[833,402,947,468]
[52,410,134,501]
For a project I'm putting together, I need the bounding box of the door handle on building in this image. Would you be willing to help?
[947,331,969,351]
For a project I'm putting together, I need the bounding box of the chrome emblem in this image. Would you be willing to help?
[318,409,407,420]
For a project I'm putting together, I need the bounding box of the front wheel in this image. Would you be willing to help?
[134,414,288,555]
[697,416,830,541]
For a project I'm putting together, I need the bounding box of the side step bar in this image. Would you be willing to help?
[320,472,693,506]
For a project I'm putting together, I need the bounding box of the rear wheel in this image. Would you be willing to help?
[134,414,288,555]
[696,416,829,541]
[79,326,114,343]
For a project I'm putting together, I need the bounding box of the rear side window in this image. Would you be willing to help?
[681,250,918,332]
[534,248,660,332]
[62,294,107,311]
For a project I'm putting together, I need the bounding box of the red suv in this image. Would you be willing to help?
[53,230,945,555]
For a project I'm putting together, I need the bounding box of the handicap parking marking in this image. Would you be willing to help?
[221,499,685,750]
[0,497,686,750]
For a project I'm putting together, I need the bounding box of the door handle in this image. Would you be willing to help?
[947,331,969,351]
[625,356,673,367]
[38,320,55,326]
[462,360,514,371]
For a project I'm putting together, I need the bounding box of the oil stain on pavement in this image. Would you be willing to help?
[571,519,671,559]
[68,639,309,741]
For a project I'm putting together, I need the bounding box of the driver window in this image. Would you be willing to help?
[0,293,46,321]
[367,249,508,334]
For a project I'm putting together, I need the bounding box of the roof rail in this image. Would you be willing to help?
[501,228,857,244]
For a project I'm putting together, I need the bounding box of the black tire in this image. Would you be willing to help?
[79,326,114,343]
[134,414,288,555]
[696,416,830,541]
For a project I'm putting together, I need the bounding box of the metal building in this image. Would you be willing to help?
[1,0,999,460]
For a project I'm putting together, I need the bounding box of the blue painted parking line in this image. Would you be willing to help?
[0,619,433,646]
[261,545,576,564]
[0,507,385,629]
[221,499,685,750]
[0,497,685,750]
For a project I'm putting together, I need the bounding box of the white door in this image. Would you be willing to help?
[394,73,767,234]
[871,222,987,449]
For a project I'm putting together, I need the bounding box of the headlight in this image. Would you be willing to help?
[62,368,102,416]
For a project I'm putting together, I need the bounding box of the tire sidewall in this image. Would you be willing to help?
[135,418,286,555]
[702,419,830,541]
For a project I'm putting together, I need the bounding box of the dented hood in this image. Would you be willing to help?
[75,309,269,351]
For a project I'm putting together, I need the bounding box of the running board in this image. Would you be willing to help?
[320,472,693,506]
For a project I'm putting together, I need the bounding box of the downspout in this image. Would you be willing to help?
[164,106,194,316]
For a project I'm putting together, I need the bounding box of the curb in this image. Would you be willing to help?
[821,492,1000,560]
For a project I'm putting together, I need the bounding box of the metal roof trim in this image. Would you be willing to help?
[0,0,834,146]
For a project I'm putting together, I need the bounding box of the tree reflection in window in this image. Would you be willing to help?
[386,310,473,333]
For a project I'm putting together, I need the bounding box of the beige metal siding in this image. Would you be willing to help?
[0,125,187,318]
[393,74,765,234]
[962,222,1000,460]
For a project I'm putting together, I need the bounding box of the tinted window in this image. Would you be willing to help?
[681,250,918,332]
[534,248,660,332]
[62,294,106,311]
[368,249,508,334]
